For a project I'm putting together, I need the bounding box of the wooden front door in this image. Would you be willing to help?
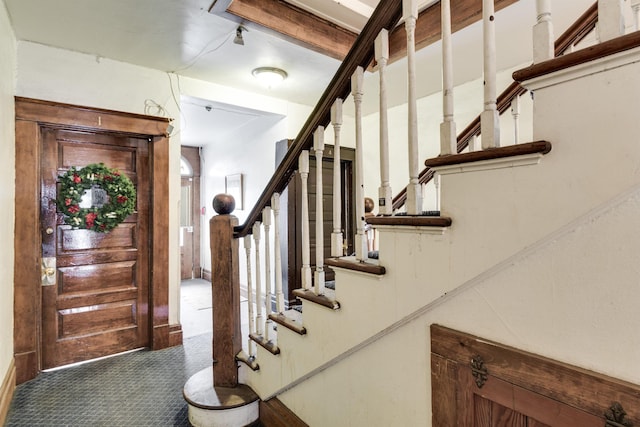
[40,128,150,369]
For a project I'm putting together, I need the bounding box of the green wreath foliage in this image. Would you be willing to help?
[57,163,136,233]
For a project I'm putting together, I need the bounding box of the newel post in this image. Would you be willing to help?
[210,193,241,387]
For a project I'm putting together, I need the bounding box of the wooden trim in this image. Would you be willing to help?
[14,97,170,136]
[514,31,640,83]
[431,324,640,425]
[13,97,171,383]
[366,216,452,228]
[169,324,183,347]
[224,0,356,61]
[268,313,306,335]
[555,2,598,55]
[13,119,42,384]
[233,0,404,238]
[292,289,340,310]
[0,359,16,426]
[150,134,171,350]
[250,334,281,355]
[425,141,552,168]
[325,258,386,275]
[259,397,309,427]
[202,268,212,282]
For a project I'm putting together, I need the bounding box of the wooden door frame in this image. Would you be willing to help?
[13,97,172,384]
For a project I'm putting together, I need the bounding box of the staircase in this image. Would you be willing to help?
[206,1,640,426]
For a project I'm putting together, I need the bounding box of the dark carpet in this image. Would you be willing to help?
[4,333,212,427]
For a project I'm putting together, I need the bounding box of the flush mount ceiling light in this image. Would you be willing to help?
[252,67,288,88]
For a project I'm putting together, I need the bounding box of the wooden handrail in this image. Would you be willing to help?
[392,2,599,211]
[234,0,403,238]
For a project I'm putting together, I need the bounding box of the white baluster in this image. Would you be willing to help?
[313,127,326,295]
[598,0,625,42]
[434,174,441,212]
[243,235,255,357]
[533,0,554,63]
[376,29,393,215]
[632,0,640,31]
[299,150,312,291]
[352,67,369,261]
[331,99,344,257]
[441,0,457,156]
[469,134,480,152]
[252,221,263,336]
[262,207,273,342]
[404,0,423,215]
[271,193,285,313]
[481,0,500,149]
[511,96,521,145]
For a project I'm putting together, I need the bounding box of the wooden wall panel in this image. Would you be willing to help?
[431,325,640,426]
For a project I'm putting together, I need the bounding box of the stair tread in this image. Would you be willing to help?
[424,140,551,168]
[326,256,386,275]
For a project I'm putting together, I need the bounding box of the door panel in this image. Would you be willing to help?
[41,128,150,369]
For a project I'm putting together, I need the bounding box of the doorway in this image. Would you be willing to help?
[180,146,202,280]
[14,97,171,383]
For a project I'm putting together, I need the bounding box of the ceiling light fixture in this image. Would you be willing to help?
[233,26,246,45]
[252,67,288,88]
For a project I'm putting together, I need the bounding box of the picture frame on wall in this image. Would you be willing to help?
[225,173,243,210]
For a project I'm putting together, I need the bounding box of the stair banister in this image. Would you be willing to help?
[299,150,312,291]
[233,0,403,239]
[533,0,554,63]
[404,0,423,215]
[481,0,500,150]
[262,207,273,341]
[313,127,326,295]
[375,29,393,216]
[272,193,285,313]
[352,67,368,262]
[330,100,344,257]
[243,235,256,359]
[440,0,457,156]
[252,222,263,337]
[598,0,625,42]
[392,2,600,212]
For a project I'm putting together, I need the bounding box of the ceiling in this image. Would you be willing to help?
[4,0,596,146]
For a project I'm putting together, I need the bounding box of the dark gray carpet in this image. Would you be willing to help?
[5,333,212,427]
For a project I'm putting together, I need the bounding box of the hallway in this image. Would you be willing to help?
[5,280,214,426]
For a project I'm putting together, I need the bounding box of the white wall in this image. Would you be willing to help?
[0,0,16,384]
[199,113,286,283]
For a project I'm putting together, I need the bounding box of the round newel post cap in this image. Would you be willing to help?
[213,194,235,215]
[364,197,375,215]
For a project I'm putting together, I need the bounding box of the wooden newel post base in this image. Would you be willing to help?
[210,194,241,388]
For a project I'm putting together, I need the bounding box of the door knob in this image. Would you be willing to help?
[45,227,54,235]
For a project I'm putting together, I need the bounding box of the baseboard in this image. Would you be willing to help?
[202,269,212,282]
[0,358,16,426]
[169,324,183,347]
[259,398,308,427]
[14,351,37,385]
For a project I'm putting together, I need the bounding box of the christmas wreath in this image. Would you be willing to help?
[57,163,136,233]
